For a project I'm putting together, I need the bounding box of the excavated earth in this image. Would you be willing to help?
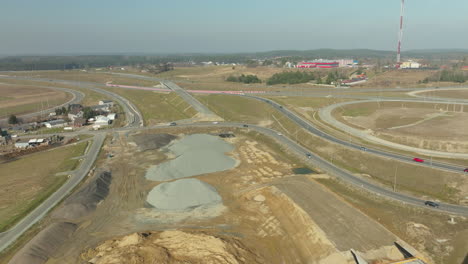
[81,230,264,264]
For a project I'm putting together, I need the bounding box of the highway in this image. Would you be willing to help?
[0,133,105,252]
[0,83,85,123]
[162,80,218,118]
[243,95,468,174]
[319,99,468,159]
[0,76,143,127]
[1,74,468,254]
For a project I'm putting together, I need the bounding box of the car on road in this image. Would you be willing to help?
[279,105,283,109]
[169,122,177,126]
[464,168,468,173]
[424,201,439,208]
[360,146,367,151]
[413,158,424,163]
[306,153,312,159]
[243,124,249,128]
[212,121,219,124]
[277,133,283,136]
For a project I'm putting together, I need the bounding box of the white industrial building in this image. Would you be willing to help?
[44,119,67,128]
[94,115,110,126]
[400,60,421,69]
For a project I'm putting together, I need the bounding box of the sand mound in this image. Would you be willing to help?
[53,171,112,220]
[147,178,222,211]
[9,222,77,264]
[81,230,264,264]
[145,134,237,181]
[131,133,177,151]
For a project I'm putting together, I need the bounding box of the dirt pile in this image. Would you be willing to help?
[146,178,222,210]
[53,171,112,220]
[131,133,177,151]
[9,222,77,264]
[81,230,264,264]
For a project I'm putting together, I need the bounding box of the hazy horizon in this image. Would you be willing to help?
[1,0,467,55]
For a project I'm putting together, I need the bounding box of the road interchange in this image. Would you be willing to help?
[1,74,468,253]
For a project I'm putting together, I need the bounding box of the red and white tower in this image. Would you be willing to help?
[396,0,405,65]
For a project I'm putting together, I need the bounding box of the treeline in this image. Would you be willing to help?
[266,71,317,85]
[0,55,249,71]
[226,74,261,84]
[423,70,468,83]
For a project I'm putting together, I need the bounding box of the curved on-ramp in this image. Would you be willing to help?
[319,99,468,159]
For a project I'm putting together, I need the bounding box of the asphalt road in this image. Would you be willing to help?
[107,73,219,118]
[131,122,468,217]
[1,75,468,255]
[0,84,84,123]
[0,76,143,128]
[0,133,105,253]
[243,94,468,174]
[161,80,218,117]
[319,99,468,159]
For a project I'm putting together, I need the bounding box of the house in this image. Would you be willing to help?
[68,111,83,121]
[91,104,111,113]
[15,142,29,149]
[10,123,36,133]
[107,113,117,121]
[44,119,67,128]
[73,117,86,127]
[99,100,114,107]
[28,138,45,146]
[68,104,83,114]
[94,115,110,126]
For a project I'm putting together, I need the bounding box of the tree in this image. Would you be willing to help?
[8,114,19,125]
[82,107,96,119]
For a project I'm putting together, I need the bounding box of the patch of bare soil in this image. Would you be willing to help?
[11,131,429,264]
[344,105,468,152]
[81,230,264,264]
[130,133,177,151]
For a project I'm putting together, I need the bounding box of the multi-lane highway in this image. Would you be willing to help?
[243,95,468,173]
[1,74,468,254]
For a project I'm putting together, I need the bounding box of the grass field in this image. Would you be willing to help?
[0,141,88,232]
[5,70,159,87]
[195,94,275,124]
[104,88,198,125]
[0,84,72,118]
[318,178,468,264]
[196,94,466,203]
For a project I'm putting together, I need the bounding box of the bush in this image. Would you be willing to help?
[226,74,261,84]
[8,115,19,125]
[266,71,317,85]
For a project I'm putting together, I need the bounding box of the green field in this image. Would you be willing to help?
[195,94,275,123]
[0,141,89,232]
[105,88,198,125]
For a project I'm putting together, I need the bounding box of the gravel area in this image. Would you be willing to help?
[146,178,222,211]
[145,134,237,181]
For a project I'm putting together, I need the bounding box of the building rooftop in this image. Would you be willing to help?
[46,119,66,125]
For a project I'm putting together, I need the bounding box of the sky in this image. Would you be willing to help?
[1,0,467,55]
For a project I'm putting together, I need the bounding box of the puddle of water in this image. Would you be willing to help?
[292,167,315,175]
